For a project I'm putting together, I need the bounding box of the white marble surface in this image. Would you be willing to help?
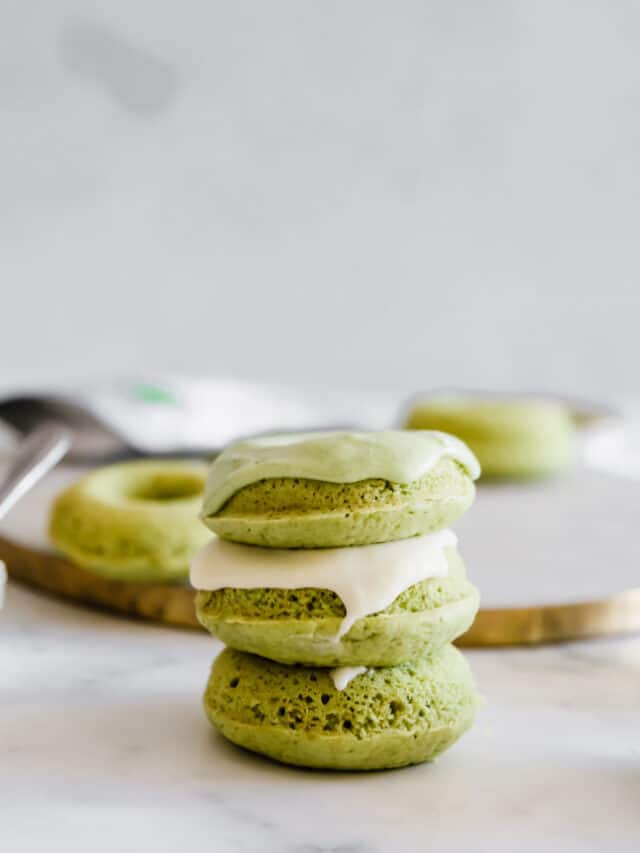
[2,581,639,853]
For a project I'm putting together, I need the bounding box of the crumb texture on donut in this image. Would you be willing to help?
[206,457,475,548]
[195,548,479,666]
[205,645,479,769]
[196,548,470,621]
[219,457,470,514]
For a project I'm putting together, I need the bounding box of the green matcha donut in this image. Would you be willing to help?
[201,431,479,548]
[49,460,212,582]
[205,645,479,770]
[405,395,575,479]
[196,548,478,666]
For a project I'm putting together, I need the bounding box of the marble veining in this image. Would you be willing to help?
[2,581,639,853]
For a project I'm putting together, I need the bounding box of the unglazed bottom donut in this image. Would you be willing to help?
[204,645,479,770]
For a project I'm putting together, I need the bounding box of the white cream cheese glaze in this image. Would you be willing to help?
[329,666,368,691]
[190,529,456,638]
[201,430,480,518]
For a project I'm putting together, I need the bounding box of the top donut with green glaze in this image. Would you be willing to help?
[201,430,480,548]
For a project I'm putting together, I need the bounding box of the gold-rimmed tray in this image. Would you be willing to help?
[0,536,199,627]
[3,535,640,645]
[1,423,639,645]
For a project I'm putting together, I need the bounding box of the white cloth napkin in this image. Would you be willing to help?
[0,375,395,455]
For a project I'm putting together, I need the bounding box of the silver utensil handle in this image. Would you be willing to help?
[0,423,72,521]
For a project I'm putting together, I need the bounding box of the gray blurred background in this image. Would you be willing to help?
[2,1,638,399]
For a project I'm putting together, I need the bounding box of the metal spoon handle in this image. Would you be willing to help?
[0,423,72,521]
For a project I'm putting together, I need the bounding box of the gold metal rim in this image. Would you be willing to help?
[457,589,640,646]
[3,536,640,646]
[0,537,200,629]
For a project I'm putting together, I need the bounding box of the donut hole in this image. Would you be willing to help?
[128,471,204,503]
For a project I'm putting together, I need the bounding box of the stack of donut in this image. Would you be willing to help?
[193,430,482,770]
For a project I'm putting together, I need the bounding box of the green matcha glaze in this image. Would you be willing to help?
[205,455,476,548]
[205,644,479,770]
[405,396,575,479]
[202,430,480,518]
[196,548,478,666]
[49,460,212,582]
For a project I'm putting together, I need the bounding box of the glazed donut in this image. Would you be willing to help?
[49,460,212,581]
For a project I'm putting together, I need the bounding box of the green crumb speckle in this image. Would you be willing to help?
[205,645,480,770]
[196,548,479,666]
[206,457,475,548]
